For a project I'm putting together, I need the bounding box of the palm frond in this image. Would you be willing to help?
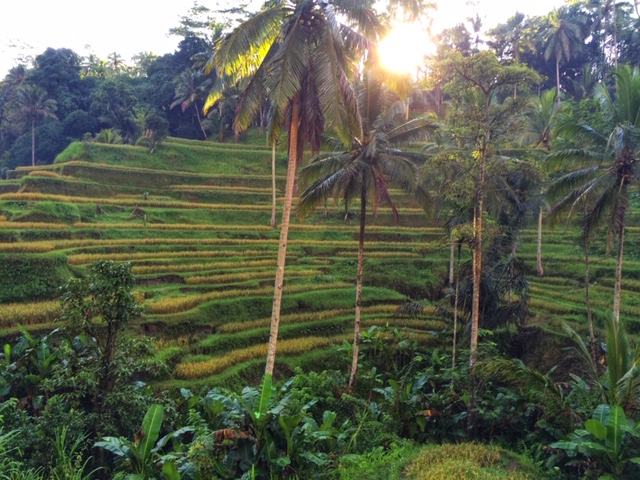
[265,17,309,115]
[205,6,283,78]
[387,115,438,145]
[477,357,567,407]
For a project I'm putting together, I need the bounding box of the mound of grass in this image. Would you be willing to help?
[404,443,550,480]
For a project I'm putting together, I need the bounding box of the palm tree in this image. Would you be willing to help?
[520,89,564,276]
[548,65,640,325]
[544,7,585,96]
[107,52,126,75]
[171,68,212,140]
[203,0,379,376]
[297,71,434,389]
[14,84,57,167]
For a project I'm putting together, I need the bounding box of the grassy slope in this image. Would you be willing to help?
[1,136,639,389]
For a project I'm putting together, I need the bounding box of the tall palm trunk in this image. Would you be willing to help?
[612,182,628,325]
[537,207,544,276]
[349,180,367,390]
[31,118,36,167]
[584,241,597,365]
[556,59,561,97]
[470,140,487,368]
[194,102,207,140]
[613,222,625,325]
[270,141,277,228]
[452,243,461,370]
[265,94,300,376]
[449,234,456,287]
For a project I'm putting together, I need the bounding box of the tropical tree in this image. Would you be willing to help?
[171,68,212,140]
[520,89,564,276]
[434,51,541,368]
[14,83,58,167]
[107,52,127,76]
[297,69,434,389]
[203,0,386,376]
[548,65,640,325]
[544,7,585,96]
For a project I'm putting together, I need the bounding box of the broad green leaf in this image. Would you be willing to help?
[592,404,610,424]
[138,404,164,462]
[606,405,626,455]
[162,461,181,480]
[577,442,610,454]
[585,419,606,441]
[256,374,273,420]
[549,440,578,450]
[301,451,329,466]
[95,437,133,459]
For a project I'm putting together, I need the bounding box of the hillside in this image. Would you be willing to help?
[1,137,639,388]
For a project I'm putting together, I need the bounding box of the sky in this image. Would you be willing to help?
[0,0,567,78]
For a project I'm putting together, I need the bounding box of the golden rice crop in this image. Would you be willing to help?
[133,259,277,275]
[0,236,428,254]
[174,334,350,379]
[72,222,273,232]
[0,238,280,254]
[171,185,272,193]
[218,304,402,334]
[56,160,279,180]
[154,335,197,349]
[0,241,58,253]
[145,282,350,315]
[362,317,446,331]
[27,170,62,178]
[0,301,60,328]
[68,249,274,265]
[0,193,273,211]
[334,251,421,258]
[0,221,69,230]
[186,269,321,285]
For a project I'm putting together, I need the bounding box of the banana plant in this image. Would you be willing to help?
[95,403,193,479]
[550,404,640,478]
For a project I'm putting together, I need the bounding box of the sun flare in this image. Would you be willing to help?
[378,23,432,74]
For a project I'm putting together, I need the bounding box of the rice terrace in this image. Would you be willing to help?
[3,0,640,479]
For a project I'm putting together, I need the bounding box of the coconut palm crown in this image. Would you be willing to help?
[548,65,640,324]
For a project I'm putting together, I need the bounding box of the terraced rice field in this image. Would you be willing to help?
[2,136,640,388]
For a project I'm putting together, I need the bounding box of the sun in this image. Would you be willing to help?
[378,23,432,74]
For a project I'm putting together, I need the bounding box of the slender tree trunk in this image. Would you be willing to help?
[349,181,367,390]
[449,233,456,288]
[612,2,618,68]
[470,148,486,368]
[556,59,561,98]
[195,102,207,140]
[537,207,544,276]
[270,141,277,228]
[452,244,460,371]
[468,139,487,440]
[219,103,224,142]
[31,118,35,167]
[613,222,625,325]
[584,241,597,365]
[264,94,300,376]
